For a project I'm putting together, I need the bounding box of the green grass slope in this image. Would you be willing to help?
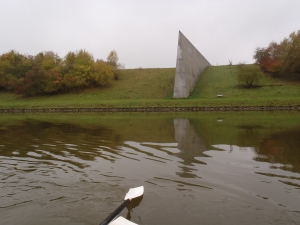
[189,65,300,106]
[0,65,299,108]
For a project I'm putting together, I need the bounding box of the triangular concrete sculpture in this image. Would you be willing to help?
[173,31,210,98]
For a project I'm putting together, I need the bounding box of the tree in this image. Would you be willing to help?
[17,67,47,96]
[16,51,63,96]
[253,42,282,75]
[0,50,31,91]
[62,51,76,72]
[280,30,300,77]
[0,50,31,78]
[107,50,124,79]
[107,50,119,68]
[62,50,94,90]
[237,63,263,88]
[254,30,300,78]
[40,51,61,71]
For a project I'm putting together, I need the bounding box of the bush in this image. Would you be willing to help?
[0,73,19,91]
[90,60,114,86]
[16,52,63,96]
[43,68,63,94]
[0,49,123,96]
[17,69,47,96]
[0,50,32,91]
[237,63,263,87]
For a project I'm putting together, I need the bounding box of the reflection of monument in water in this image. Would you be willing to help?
[173,118,208,178]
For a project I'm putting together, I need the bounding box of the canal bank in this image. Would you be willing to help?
[1,105,300,113]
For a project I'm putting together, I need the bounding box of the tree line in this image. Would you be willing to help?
[0,49,123,96]
[236,30,299,88]
[254,30,300,78]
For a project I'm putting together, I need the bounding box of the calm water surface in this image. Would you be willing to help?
[0,112,300,225]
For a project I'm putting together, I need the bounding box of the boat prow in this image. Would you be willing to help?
[109,216,138,225]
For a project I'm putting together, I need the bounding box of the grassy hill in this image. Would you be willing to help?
[190,65,300,105]
[0,65,300,109]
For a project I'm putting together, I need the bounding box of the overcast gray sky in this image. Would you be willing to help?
[0,0,299,68]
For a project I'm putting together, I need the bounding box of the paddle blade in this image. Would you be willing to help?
[109,216,138,225]
[124,186,144,200]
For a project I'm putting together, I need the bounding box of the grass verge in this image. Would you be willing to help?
[0,66,299,109]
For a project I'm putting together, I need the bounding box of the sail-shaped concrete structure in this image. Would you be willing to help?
[173,31,210,98]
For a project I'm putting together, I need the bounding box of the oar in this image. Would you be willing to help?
[99,186,144,225]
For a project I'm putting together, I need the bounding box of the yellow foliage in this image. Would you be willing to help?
[91,61,114,86]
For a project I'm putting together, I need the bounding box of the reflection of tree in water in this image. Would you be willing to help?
[173,119,208,178]
[236,125,263,149]
[254,128,300,173]
[0,119,123,168]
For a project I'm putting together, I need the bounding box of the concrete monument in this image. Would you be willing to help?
[173,31,210,98]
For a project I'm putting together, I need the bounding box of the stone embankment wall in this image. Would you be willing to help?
[0,106,299,113]
[173,31,210,98]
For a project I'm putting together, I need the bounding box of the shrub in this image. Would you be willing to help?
[90,60,114,86]
[62,50,93,90]
[16,52,64,96]
[237,63,263,87]
[0,51,32,91]
[17,69,47,96]
[0,73,19,91]
[43,68,63,94]
[0,49,123,96]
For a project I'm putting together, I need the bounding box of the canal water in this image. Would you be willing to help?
[0,112,300,225]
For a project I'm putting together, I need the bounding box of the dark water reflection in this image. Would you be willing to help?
[256,129,300,172]
[0,113,300,225]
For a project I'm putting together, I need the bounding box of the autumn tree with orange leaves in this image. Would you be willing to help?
[254,30,300,79]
